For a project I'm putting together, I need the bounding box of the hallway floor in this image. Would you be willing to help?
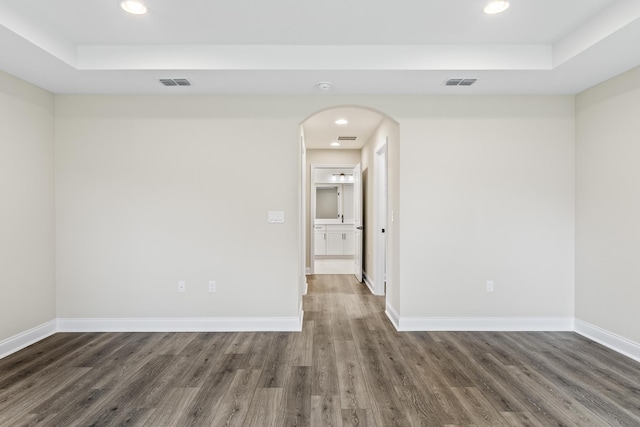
[313,259,354,275]
[1,274,639,426]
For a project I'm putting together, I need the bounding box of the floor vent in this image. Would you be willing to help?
[445,78,477,86]
[159,78,191,87]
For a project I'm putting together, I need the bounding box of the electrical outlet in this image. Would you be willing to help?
[486,280,494,292]
[178,280,186,292]
[208,281,216,293]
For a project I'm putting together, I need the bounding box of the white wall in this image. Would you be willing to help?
[575,65,640,344]
[399,96,575,321]
[0,71,55,342]
[29,93,574,331]
[55,96,301,320]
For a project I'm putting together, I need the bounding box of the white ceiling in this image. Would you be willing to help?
[1,0,640,95]
[303,107,384,149]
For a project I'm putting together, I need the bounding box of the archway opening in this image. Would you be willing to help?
[298,105,399,315]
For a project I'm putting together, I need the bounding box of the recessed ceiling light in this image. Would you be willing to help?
[335,119,348,125]
[331,142,341,147]
[484,0,509,14]
[121,0,148,15]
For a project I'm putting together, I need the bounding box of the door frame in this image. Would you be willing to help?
[374,140,388,296]
[299,129,307,300]
[309,164,359,275]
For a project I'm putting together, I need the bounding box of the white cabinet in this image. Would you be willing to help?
[314,226,326,255]
[314,224,354,256]
[326,230,345,254]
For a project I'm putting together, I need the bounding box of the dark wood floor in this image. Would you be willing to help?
[1,275,640,426]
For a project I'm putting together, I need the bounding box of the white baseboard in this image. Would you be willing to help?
[362,272,376,294]
[575,319,640,363]
[0,320,57,359]
[393,316,574,332]
[305,267,311,275]
[57,316,303,333]
[385,302,400,330]
[4,317,638,365]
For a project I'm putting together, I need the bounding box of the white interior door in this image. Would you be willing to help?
[353,163,363,282]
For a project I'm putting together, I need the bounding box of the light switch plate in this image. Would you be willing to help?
[267,211,285,223]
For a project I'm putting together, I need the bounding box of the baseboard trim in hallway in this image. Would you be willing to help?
[385,301,400,329]
[362,271,376,295]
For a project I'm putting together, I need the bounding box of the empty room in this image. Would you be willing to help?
[1,0,639,425]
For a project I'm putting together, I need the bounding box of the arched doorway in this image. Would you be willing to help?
[298,105,399,313]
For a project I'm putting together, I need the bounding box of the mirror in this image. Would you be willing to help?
[316,186,339,219]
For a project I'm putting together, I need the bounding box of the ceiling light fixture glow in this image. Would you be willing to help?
[483,0,509,14]
[121,0,148,15]
[335,119,348,125]
[331,142,341,147]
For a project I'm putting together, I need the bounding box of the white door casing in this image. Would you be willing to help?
[299,130,307,299]
[353,163,363,282]
[374,142,387,295]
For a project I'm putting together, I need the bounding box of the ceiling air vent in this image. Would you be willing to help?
[159,78,191,87]
[337,136,357,141]
[445,78,477,86]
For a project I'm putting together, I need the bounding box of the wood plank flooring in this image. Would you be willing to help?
[1,274,639,426]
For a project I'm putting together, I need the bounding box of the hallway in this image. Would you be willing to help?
[0,275,639,426]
